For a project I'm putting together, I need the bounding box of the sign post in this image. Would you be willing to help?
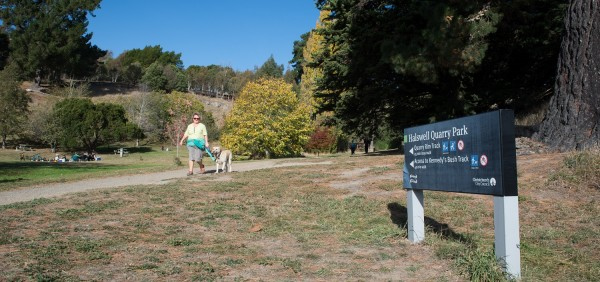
[406,189,425,243]
[494,196,521,278]
[403,110,520,278]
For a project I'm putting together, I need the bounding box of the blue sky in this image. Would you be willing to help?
[87,1,320,71]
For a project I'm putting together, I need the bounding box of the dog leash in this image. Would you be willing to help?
[204,147,216,162]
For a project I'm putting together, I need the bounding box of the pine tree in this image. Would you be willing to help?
[535,0,599,150]
[313,0,502,137]
[255,55,284,79]
[0,63,30,149]
[0,0,105,82]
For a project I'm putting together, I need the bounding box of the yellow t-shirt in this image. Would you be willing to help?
[185,123,207,140]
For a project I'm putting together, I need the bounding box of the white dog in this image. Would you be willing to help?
[211,146,232,173]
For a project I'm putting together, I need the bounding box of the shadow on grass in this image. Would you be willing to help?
[0,161,118,170]
[0,162,125,187]
[387,202,473,244]
[361,149,403,157]
[0,178,26,184]
[124,146,153,153]
[96,146,154,154]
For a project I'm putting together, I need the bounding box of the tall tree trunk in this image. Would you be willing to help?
[535,0,600,151]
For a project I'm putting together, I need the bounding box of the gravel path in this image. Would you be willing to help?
[0,159,332,206]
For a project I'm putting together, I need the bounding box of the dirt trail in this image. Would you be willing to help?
[0,159,332,206]
[1,151,563,206]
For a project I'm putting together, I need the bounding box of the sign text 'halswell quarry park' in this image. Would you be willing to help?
[403,109,517,196]
[402,109,521,279]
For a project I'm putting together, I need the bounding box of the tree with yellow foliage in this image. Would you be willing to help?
[300,10,349,153]
[299,10,329,109]
[221,78,311,159]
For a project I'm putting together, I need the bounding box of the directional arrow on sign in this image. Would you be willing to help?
[410,147,414,155]
[410,160,415,168]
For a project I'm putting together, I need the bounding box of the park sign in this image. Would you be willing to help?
[402,110,521,278]
[403,109,517,196]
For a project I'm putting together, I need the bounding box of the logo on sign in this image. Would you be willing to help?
[472,177,496,187]
[409,174,418,184]
[480,154,488,167]
[457,140,464,151]
[471,155,479,167]
[442,141,449,153]
[450,141,456,152]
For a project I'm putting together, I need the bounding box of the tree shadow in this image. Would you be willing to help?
[515,124,538,138]
[125,146,153,153]
[362,149,403,157]
[88,81,136,96]
[0,178,26,184]
[96,146,153,154]
[387,202,473,244]
[0,161,120,170]
[0,162,125,187]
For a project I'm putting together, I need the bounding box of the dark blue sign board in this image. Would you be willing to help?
[403,110,517,196]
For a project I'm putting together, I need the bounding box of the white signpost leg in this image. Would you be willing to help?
[494,196,521,279]
[407,189,425,243]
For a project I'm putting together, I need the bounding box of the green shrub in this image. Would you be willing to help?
[173,157,183,166]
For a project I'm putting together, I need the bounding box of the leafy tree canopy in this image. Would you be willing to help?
[299,10,330,112]
[255,55,284,79]
[0,62,29,148]
[305,126,336,154]
[221,78,311,159]
[119,45,183,70]
[186,64,251,99]
[52,98,137,153]
[469,0,567,114]
[141,62,186,93]
[0,0,105,82]
[289,31,310,84]
[311,0,566,139]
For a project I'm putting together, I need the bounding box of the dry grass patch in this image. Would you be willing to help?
[0,153,464,281]
[1,151,598,281]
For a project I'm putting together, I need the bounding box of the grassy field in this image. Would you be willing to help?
[0,150,598,281]
[0,145,200,191]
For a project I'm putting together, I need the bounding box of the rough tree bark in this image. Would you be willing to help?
[534,0,600,151]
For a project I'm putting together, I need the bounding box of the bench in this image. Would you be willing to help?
[17,144,32,151]
[114,148,129,156]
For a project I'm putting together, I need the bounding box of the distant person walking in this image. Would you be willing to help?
[350,140,357,155]
[179,113,209,176]
[363,138,371,154]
